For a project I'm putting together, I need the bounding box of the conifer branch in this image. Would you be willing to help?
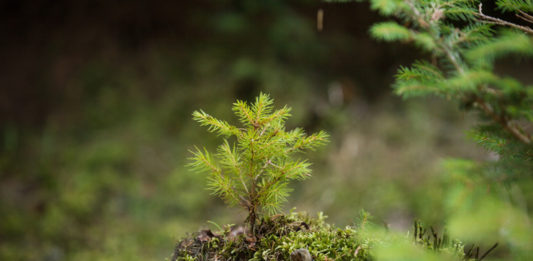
[369,0,533,145]
[425,5,532,145]
[474,97,531,144]
[478,3,533,34]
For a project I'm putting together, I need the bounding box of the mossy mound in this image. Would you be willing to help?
[171,212,372,261]
[170,212,491,261]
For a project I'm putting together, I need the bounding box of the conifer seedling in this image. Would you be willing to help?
[188,93,329,235]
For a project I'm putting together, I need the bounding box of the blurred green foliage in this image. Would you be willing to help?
[366,0,533,259]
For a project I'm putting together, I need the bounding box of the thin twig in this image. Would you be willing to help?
[517,13,533,24]
[406,0,430,28]
[518,10,533,23]
[267,160,282,169]
[478,3,533,34]
[479,243,498,260]
[474,97,531,144]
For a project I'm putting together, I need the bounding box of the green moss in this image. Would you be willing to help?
[171,212,473,261]
[171,212,369,260]
[250,212,370,260]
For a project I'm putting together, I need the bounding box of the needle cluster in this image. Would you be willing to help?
[188,93,328,233]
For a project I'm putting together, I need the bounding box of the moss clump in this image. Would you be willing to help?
[171,212,372,261]
[170,211,497,261]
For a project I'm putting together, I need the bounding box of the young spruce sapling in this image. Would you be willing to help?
[188,93,328,236]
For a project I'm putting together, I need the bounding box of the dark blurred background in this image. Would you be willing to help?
[0,0,494,260]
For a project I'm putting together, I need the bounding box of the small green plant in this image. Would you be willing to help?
[188,93,328,235]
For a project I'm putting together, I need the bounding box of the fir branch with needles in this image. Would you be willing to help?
[365,0,533,178]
